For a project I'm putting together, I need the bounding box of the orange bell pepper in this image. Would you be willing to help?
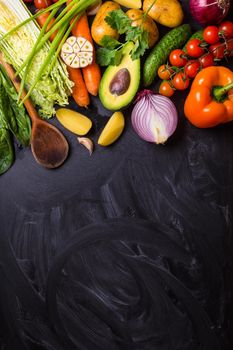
[184,66,233,128]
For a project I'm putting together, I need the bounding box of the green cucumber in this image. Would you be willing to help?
[143,24,192,87]
[183,30,203,52]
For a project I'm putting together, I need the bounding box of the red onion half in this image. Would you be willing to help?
[131,90,178,145]
[189,0,230,26]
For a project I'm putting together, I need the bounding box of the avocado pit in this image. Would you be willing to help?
[109,68,131,96]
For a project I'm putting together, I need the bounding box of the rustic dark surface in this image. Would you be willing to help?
[0,1,233,349]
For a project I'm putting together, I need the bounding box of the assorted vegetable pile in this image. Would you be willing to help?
[0,0,73,118]
[0,0,232,174]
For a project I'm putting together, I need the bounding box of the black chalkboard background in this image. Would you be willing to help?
[0,1,233,349]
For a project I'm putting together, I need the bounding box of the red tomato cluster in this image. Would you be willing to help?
[158,21,233,97]
[34,0,52,8]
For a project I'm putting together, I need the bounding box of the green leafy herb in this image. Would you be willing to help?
[97,9,149,66]
[99,36,122,50]
[104,9,131,34]
[131,30,149,60]
[97,46,124,66]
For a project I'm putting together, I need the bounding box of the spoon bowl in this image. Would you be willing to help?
[31,120,69,168]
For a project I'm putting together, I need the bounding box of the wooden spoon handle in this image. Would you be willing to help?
[0,52,38,122]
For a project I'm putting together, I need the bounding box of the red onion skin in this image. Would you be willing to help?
[189,0,230,26]
[131,90,178,144]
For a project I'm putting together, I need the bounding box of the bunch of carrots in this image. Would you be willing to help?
[36,0,101,108]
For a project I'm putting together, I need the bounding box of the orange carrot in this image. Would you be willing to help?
[67,66,90,108]
[82,63,101,96]
[36,11,58,41]
[72,13,92,42]
[71,13,101,96]
[36,4,90,108]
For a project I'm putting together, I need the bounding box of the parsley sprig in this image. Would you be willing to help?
[96,9,149,66]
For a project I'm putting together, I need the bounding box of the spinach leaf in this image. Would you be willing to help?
[0,64,31,175]
[0,128,14,175]
[0,76,11,129]
[0,65,31,146]
[0,81,18,136]
[9,98,31,146]
[0,73,14,174]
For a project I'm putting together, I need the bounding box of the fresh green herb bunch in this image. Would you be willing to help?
[97,9,149,66]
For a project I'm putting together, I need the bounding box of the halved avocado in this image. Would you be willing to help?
[99,42,140,111]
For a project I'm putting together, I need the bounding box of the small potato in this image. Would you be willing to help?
[56,109,92,136]
[98,111,125,146]
[91,1,120,46]
[143,0,184,28]
[126,9,159,48]
[114,0,142,8]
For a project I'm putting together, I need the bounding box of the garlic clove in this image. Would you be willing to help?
[66,36,76,46]
[62,43,73,53]
[77,137,94,156]
[73,43,81,53]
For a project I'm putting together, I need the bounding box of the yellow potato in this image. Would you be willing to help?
[114,0,142,8]
[126,9,159,48]
[56,109,92,136]
[91,1,120,46]
[143,0,184,28]
[98,111,125,146]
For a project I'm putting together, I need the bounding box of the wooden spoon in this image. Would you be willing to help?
[0,53,69,169]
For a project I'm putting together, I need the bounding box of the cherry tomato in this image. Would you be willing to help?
[158,64,173,80]
[172,72,189,90]
[159,81,175,97]
[169,49,188,67]
[186,39,205,58]
[209,42,225,59]
[199,53,215,68]
[225,39,233,57]
[203,26,220,44]
[184,60,200,78]
[219,21,233,39]
[34,0,52,9]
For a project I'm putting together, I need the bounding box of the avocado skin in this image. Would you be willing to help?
[99,43,140,111]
